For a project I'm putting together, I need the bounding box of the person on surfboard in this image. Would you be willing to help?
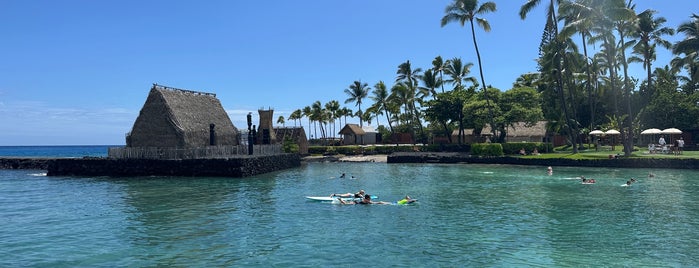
[331,189,366,199]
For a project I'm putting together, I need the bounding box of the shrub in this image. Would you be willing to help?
[471,143,504,156]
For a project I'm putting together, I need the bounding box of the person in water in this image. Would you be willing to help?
[338,194,387,205]
[581,176,596,184]
[331,189,366,199]
[339,173,346,178]
[547,166,553,175]
[397,195,417,205]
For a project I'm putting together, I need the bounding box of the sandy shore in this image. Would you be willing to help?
[303,154,387,163]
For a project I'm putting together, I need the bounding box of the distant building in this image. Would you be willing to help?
[274,127,309,155]
[481,121,548,143]
[126,84,239,148]
[339,124,379,145]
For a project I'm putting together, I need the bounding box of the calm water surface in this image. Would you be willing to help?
[2,162,699,267]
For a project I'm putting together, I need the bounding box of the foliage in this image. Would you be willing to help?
[470,143,503,157]
[282,136,299,154]
[501,142,551,155]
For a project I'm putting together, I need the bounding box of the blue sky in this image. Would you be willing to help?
[0,0,694,145]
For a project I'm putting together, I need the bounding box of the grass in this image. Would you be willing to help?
[521,145,697,160]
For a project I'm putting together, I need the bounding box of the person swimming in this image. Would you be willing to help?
[397,195,417,205]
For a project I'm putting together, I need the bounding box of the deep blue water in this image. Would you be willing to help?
[0,145,113,158]
[2,147,699,266]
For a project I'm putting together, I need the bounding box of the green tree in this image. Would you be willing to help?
[369,81,395,133]
[631,9,674,92]
[672,14,699,92]
[441,0,496,137]
[343,80,370,127]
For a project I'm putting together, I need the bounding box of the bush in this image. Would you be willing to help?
[502,142,551,155]
[471,143,504,156]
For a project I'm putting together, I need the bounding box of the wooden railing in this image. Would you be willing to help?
[108,145,282,159]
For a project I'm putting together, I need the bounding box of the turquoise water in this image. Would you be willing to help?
[2,161,699,267]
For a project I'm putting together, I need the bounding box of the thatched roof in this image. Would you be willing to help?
[127,84,239,148]
[274,127,308,154]
[482,121,547,138]
[339,124,365,135]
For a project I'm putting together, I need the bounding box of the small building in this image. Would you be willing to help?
[339,124,378,145]
[482,121,548,143]
[274,127,309,155]
[126,84,239,148]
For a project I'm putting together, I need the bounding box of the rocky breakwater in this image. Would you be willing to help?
[0,158,55,170]
[47,154,301,177]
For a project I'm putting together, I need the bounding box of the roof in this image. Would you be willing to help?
[482,121,547,137]
[339,124,365,135]
[127,84,239,147]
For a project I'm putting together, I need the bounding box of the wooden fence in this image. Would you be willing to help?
[108,145,282,160]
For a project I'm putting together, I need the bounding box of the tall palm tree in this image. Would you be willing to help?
[432,56,448,93]
[302,106,312,139]
[396,60,423,87]
[560,0,600,137]
[672,14,699,91]
[632,9,674,91]
[343,80,369,127]
[288,109,302,127]
[369,81,395,133]
[444,57,477,91]
[521,0,581,153]
[441,0,496,136]
[325,100,341,139]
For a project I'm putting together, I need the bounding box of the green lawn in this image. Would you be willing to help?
[522,146,698,160]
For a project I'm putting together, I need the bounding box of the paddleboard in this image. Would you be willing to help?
[306,195,378,202]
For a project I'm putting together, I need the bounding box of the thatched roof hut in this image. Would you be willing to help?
[274,127,308,154]
[126,84,239,148]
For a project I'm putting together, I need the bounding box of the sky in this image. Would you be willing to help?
[0,0,695,145]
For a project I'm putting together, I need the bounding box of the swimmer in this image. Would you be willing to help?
[547,166,553,175]
[397,195,418,205]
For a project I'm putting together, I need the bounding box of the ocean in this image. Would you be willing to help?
[2,146,699,266]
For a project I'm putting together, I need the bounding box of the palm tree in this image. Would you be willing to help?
[672,14,699,91]
[432,56,448,93]
[396,60,423,87]
[560,0,600,138]
[343,80,369,127]
[369,81,395,133]
[444,57,477,91]
[521,0,581,153]
[324,100,341,139]
[302,106,312,139]
[632,9,674,91]
[288,109,302,127]
[276,115,285,127]
[441,0,496,136]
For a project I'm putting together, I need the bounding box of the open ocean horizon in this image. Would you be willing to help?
[0,145,117,158]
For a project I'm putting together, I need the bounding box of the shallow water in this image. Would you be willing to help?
[2,163,698,266]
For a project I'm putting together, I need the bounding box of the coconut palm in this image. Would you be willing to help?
[521,0,581,152]
[631,9,674,91]
[344,80,369,127]
[369,81,395,133]
[444,57,478,91]
[288,109,302,127]
[396,60,423,87]
[324,100,341,139]
[441,0,496,136]
[432,56,448,93]
[672,14,699,90]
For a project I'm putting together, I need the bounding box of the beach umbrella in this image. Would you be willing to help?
[605,129,621,135]
[589,130,605,135]
[605,130,620,150]
[661,128,682,134]
[640,128,662,135]
[641,128,662,144]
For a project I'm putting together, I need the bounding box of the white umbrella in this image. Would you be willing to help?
[590,130,605,135]
[605,129,621,135]
[661,128,682,134]
[641,128,662,135]
[605,130,620,150]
